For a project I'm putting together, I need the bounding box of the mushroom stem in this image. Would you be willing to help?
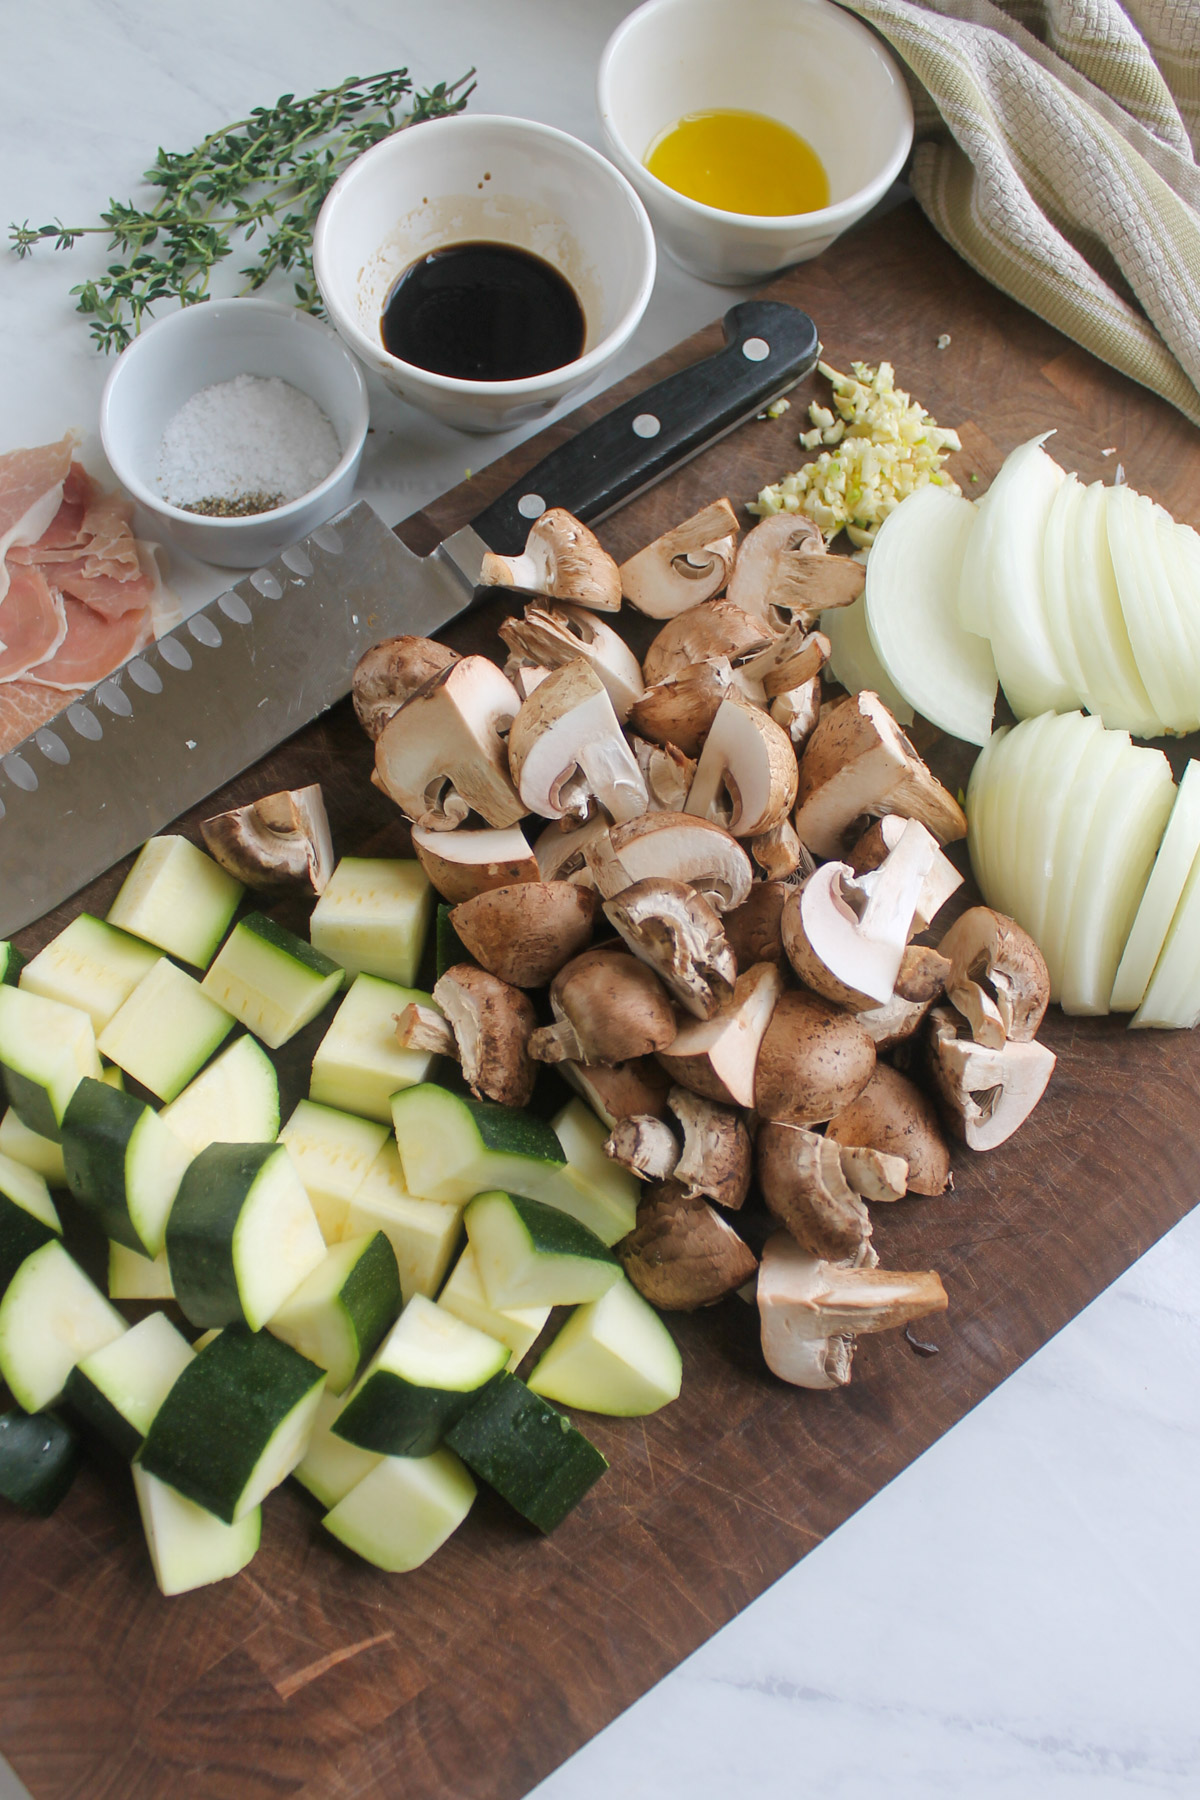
[604,1115,681,1182]
[395,1002,457,1058]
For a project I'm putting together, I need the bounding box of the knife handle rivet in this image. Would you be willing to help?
[632,414,661,439]
[742,337,770,362]
[67,704,103,741]
[219,593,253,626]
[97,682,133,717]
[158,638,192,673]
[34,730,69,767]
[2,755,38,793]
[128,658,163,695]
[188,615,223,650]
[250,569,284,600]
[517,493,546,520]
[281,545,314,578]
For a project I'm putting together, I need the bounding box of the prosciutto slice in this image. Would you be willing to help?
[28,596,152,692]
[11,462,143,596]
[0,562,68,681]
[0,436,74,605]
[0,680,83,758]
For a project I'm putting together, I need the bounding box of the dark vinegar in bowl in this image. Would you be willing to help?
[381,241,586,382]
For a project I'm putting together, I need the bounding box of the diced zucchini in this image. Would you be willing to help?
[548,1099,640,1245]
[139,1325,325,1522]
[322,1446,475,1573]
[0,1239,126,1411]
[20,914,160,1032]
[528,1278,682,1416]
[159,1035,280,1156]
[309,857,433,986]
[97,958,235,1103]
[108,1241,175,1301]
[201,914,342,1049]
[310,974,437,1123]
[0,942,26,986]
[107,835,243,969]
[166,1141,325,1331]
[0,1109,66,1184]
[65,1311,194,1457]
[438,1245,549,1371]
[292,1386,382,1508]
[334,1294,507,1457]
[390,1084,566,1206]
[445,1371,607,1533]
[0,1152,61,1292]
[0,986,101,1142]
[268,1233,402,1395]
[278,1100,388,1241]
[133,1466,261,1596]
[465,1191,621,1310]
[0,1411,82,1516]
[344,1144,463,1301]
[100,1063,126,1091]
[62,1077,192,1258]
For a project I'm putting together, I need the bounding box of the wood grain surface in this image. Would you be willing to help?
[3,202,1199,1800]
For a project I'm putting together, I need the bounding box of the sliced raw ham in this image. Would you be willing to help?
[27,595,152,692]
[13,462,96,553]
[0,561,67,680]
[0,680,82,758]
[51,538,159,619]
[0,436,75,604]
[11,464,142,589]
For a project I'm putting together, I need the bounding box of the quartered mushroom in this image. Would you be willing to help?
[507,658,648,824]
[756,1123,877,1268]
[602,876,737,1018]
[410,823,539,904]
[373,655,524,831]
[793,690,967,858]
[726,512,865,628]
[895,944,952,1004]
[604,1115,681,1183]
[449,880,595,988]
[619,498,740,617]
[926,1004,1056,1150]
[604,1087,751,1211]
[560,1056,672,1128]
[770,675,822,750]
[854,989,936,1051]
[628,736,697,813]
[478,508,621,612]
[657,961,783,1107]
[685,691,799,838]
[499,602,645,722]
[395,965,537,1109]
[617,1179,758,1309]
[847,813,964,935]
[736,618,831,698]
[754,990,877,1126]
[826,1063,950,1196]
[583,812,754,912]
[529,947,677,1066]
[201,785,333,895]
[533,814,611,886]
[722,878,792,969]
[641,598,772,687]
[629,658,736,757]
[758,1231,947,1390]
[936,907,1050,1049]
[351,635,460,741]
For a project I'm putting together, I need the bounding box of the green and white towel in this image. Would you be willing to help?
[834,0,1200,428]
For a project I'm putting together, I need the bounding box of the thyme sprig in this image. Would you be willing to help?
[9,67,474,353]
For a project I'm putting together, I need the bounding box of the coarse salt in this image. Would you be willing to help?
[157,374,341,513]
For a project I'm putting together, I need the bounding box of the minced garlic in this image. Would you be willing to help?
[749,359,962,548]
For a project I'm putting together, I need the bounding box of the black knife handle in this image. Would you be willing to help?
[469,300,819,554]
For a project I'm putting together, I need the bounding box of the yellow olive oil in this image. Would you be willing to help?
[645,109,830,218]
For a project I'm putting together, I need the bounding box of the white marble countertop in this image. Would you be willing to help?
[2,4,1199,1796]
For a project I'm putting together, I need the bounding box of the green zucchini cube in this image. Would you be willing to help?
[62,1077,192,1258]
[201,915,343,1050]
[278,1100,389,1241]
[0,1151,61,1293]
[548,1099,639,1245]
[133,1466,261,1595]
[97,958,235,1103]
[0,985,102,1142]
[438,1245,549,1372]
[322,1446,475,1573]
[268,1232,402,1395]
[389,1084,567,1207]
[107,835,243,970]
[66,1311,194,1458]
[159,1034,280,1156]
[292,1387,382,1509]
[20,913,160,1032]
[527,1278,683,1417]
[0,1239,126,1412]
[334,1294,507,1458]
[445,1372,608,1534]
[0,1411,82,1516]
[108,1241,175,1301]
[464,1191,621,1311]
[344,1144,463,1302]
[310,974,439,1124]
[0,1108,67,1185]
[0,942,26,986]
[309,857,433,987]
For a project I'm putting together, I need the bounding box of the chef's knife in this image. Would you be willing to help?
[0,300,818,935]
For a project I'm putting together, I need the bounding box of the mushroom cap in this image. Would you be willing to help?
[758,1231,946,1378]
[937,907,1050,1045]
[450,880,596,988]
[352,635,460,741]
[894,944,952,1004]
[585,812,754,913]
[373,655,523,831]
[794,690,966,857]
[642,599,772,687]
[617,1178,758,1309]
[629,659,735,757]
[499,602,645,722]
[737,620,831,698]
[559,1056,672,1128]
[926,1003,1056,1150]
[619,499,740,618]
[727,512,865,629]
[668,1087,752,1210]
[411,823,539,904]
[479,508,622,612]
[756,1122,876,1267]
[685,690,799,838]
[539,947,678,1065]
[722,880,791,969]
[754,989,877,1126]
[854,989,935,1051]
[602,875,737,1020]
[508,657,648,824]
[657,961,783,1107]
[200,784,333,895]
[826,1063,951,1196]
[432,963,537,1109]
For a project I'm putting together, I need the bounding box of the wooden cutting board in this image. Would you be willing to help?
[4,201,1200,1800]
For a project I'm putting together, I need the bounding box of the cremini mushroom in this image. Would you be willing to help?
[530,947,677,1066]
[736,619,831,698]
[449,880,595,988]
[722,879,792,968]
[373,655,524,831]
[602,877,736,1019]
[726,513,865,628]
[894,944,952,1004]
[628,735,697,813]
[510,664,552,701]
[847,814,964,935]
[757,1231,947,1390]
[936,908,1051,1049]
[754,990,877,1126]
[854,990,935,1051]
[479,508,621,612]
[628,659,735,757]
[657,961,783,1107]
[756,1123,877,1267]
[617,1179,758,1309]
[604,1115,681,1183]
[793,690,967,857]
[507,658,648,824]
[410,823,539,904]
[770,675,822,751]
[533,814,610,886]
[750,818,802,881]
[583,813,754,912]
[200,785,333,895]
[838,1144,909,1203]
[604,1088,751,1211]
[641,599,771,687]
[499,602,645,722]
[685,690,799,838]
[351,635,460,741]
[395,966,537,1109]
[619,499,740,617]
[826,1064,951,1196]
[560,1056,672,1128]
[926,1004,1056,1150]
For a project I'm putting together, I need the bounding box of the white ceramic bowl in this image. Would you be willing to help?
[598,0,914,285]
[312,113,656,434]
[99,298,369,570]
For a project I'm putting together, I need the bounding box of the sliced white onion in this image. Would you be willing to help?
[964,722,1010,908]
[1036,723,1127,997]
[1106,485,1199,732]
[1041,472,1090,702]
[863,485,995,745]
[1111,759,1200,1011]
[820,597,914,725]
[1011,711,1102,972]
[1064,483,1157,737]
[984,711,1061,925]
[1133,816,1200,1028]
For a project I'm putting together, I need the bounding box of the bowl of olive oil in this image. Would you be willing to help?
[598,0,913,284]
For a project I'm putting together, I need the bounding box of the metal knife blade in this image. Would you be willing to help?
[0,299,819,934]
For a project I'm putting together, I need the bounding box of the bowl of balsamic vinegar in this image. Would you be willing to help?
[313,114,656,433]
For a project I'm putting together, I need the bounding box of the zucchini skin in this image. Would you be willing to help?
[1,1068,61,1144]
[63,1366,143,1461]
[479,1193,618,1263]
[62,1078,150,1253]
[334,1369,499,1459]
[139,1327,322,1523]
[0,944,25,987]
[446,1372,608,1533]
[165,1142,278,1328]
[0,1410,82,1515]
[339,1233,404,1382]
[0,1200,58,1294]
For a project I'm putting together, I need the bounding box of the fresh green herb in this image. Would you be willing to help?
[9,68,474,353]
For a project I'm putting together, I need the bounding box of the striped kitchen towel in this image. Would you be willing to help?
[834,0,1200,428]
